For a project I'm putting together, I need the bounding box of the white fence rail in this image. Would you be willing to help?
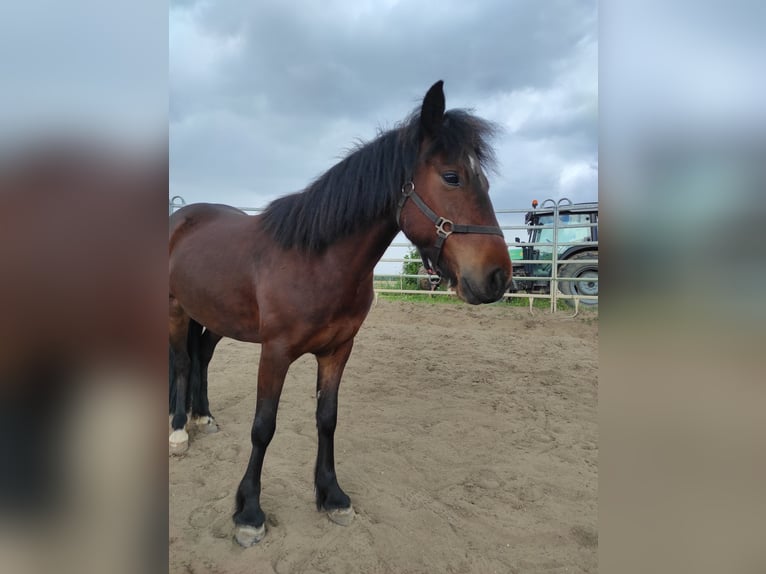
[169,196,598,311]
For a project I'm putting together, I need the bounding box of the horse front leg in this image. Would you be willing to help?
[315,339,355,525]
[233,344,291,547]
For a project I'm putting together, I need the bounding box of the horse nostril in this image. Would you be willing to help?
[488,267,509,294]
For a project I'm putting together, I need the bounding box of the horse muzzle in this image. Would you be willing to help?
[458,266,510,304]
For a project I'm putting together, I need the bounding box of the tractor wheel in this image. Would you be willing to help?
[559,250,598,306]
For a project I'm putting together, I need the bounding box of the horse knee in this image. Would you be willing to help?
[316,408,337,435]
[251,414,276,447]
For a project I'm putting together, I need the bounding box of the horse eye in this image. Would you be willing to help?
[442,172,460,187]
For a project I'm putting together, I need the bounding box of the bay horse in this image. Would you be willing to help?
[168,81,511,546]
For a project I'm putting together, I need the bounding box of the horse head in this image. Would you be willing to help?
[397,81,512,304]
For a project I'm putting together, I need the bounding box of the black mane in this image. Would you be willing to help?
[260,108,497,252]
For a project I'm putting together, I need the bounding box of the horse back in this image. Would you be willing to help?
[169,203,247,251]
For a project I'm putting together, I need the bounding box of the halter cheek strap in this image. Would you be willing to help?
[395,180,505,281]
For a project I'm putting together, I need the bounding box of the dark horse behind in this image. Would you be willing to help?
[169,81,511,546]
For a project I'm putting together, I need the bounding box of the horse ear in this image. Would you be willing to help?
[420,80,445,138]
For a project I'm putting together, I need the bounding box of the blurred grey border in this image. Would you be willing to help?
[0,2,167,574]
[602,1,765,573]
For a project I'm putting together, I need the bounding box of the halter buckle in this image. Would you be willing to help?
[435,217,454,238]
[401,181,415,197]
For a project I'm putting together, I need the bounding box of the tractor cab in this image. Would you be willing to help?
[510,198,599,304]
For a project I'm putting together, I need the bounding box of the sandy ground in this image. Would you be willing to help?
[169,300,598,574]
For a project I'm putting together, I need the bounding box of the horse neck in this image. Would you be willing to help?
[331,217,400,277]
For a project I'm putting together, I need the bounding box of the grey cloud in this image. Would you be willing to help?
[170,0,598,210]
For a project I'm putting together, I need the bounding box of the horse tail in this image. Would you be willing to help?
[168,319,203,414]
[186,319,204,413]
[168,345,176,414]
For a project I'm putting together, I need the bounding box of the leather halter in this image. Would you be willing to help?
[395,180,505,283]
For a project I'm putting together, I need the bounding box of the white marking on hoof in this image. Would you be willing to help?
[326,505,355,526]
[234,524,266,547]
[193,415,219,433]
[169,429,189,455]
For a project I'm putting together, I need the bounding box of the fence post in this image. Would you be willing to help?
[169,195,186,215]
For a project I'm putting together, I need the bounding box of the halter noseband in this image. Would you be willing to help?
[395,180,505,284]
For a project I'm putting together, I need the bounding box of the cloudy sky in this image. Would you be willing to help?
[169,0,598,217]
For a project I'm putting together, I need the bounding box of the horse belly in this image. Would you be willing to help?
[170,273,261,341]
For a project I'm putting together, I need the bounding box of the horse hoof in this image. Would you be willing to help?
[327,505,355,526]
[234,524,266,547]
[169,429,189,456]
[194,416,219,434]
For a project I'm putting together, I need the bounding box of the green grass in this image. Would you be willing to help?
[377,292,463,304]
[373,274,597,313]
[376,291,555,309]
[376,291,598,315]
[505,296,552,309]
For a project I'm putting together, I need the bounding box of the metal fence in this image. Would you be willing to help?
[169,196,598,312]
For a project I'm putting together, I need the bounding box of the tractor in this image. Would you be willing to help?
[508,198,598,305]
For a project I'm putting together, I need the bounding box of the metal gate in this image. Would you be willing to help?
[169,196,598,311]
